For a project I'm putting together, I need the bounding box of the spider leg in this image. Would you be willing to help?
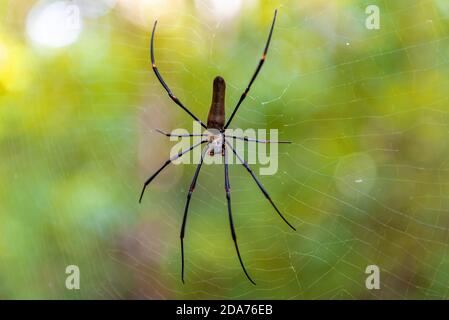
[224,9,277,129]
[180,144,209,284]
[225,134,291,144]
[139,140,207,203]
[225,139,296,231]
[150,21,207,129]
[154,128,206,138]
[223,140,256,285]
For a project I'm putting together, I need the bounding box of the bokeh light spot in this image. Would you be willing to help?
[334,153,377,199]
[195,0,242,21]
[26,0,83,48]
[74,0,116,18]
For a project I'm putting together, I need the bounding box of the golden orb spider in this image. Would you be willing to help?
[139,9,295,285]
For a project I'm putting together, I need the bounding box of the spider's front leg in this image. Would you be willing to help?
[180,144,209,284]
[139,140,207,203]
[222,136,256,285]
[221,140,225,157]
[225,139,296,231]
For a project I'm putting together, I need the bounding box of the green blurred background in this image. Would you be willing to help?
[1,0,449,299]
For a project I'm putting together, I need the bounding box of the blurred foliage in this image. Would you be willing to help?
[1,0,449,299]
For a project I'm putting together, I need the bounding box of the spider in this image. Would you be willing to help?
[139,9,295,285]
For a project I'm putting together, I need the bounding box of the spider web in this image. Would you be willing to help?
[2,0,449,299]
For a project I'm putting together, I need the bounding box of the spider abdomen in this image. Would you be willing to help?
[207,76,226,130]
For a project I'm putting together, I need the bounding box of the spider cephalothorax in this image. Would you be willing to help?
[140,9,295,285]
[207,129,224,156]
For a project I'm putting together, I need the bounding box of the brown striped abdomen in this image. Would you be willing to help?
[207,76,226,130]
